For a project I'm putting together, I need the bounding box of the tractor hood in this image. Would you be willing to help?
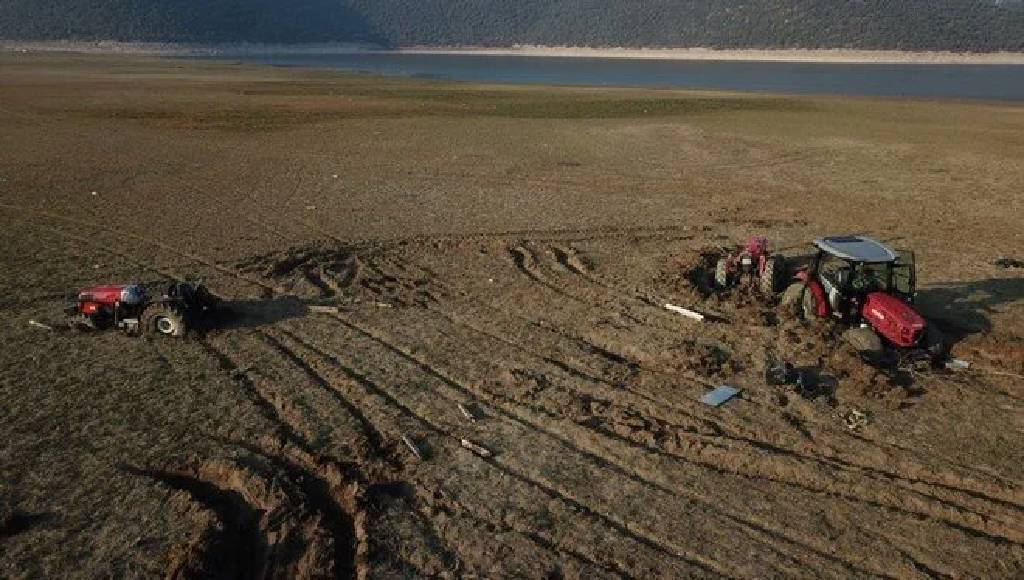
[863,292,925,348]
[78,284,146,306]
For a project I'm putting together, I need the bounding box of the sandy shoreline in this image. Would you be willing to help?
[395,46,1024,65]
[3,40,1024,65]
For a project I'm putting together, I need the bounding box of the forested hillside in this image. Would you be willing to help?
[3,0,1023,52]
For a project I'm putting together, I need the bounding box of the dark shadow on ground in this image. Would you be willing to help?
[916,277,1024,342]
[0,511,55,539]
[200,296,313,332]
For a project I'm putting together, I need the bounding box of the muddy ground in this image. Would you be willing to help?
[1,53,1022,578]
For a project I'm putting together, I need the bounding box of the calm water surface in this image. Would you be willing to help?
[202,52,1024,101]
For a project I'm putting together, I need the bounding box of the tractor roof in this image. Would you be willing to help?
[814,235,898,263]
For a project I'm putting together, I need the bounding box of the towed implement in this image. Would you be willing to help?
[714,235,786,294]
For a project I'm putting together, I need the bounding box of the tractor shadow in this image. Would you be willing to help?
[200,296,312,332]
[0,511,55,539]
[915,277,1024,344]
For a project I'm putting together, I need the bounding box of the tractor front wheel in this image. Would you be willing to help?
[801,289,821,320]
[779,283,805,318]
[714,258,730,288]
[142,305,187,337]
[760,255,785,294]
[843,326,883,360]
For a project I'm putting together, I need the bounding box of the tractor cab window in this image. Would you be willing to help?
[893,251,916,297]
[817,255,851,294]
[849,262,890,294]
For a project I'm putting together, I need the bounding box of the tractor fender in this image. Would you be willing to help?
[790,270,829,317]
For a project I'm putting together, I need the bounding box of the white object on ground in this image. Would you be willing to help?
[401,435,423,460]
[700,385,741,407]
[308,305,340,314]
[28,319,54,331]
[460,438,492,458]
[457,403,477,422]
[664,303,705,321]
[945,359,970,370]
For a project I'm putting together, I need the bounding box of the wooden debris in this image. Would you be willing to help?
[460,438,492,458]
[308,305,340,314]
[28,319,54,331]
[457,403,477,422]
[664,303,705,321]
[944,358,970,370]
[401,435,423,460]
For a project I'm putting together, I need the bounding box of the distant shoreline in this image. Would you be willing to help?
[4,41,1024,65]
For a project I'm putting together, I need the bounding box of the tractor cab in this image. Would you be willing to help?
[807,236,915,318]
[783,235,943,363]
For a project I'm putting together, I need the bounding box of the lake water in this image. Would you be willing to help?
[205,52,1024,101]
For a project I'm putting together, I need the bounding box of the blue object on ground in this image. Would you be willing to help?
[700,385,741,407]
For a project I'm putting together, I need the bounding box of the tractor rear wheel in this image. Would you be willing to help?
[142,305,187,337]
[843,326,883,360]
[714,258,730,288]
[760,255,785,294]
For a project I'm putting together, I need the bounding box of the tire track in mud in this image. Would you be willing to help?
[507,243,687,334]
[508,244,591,307]
[124,463,270,580]
[411,479,625,579]
[422,305,1024,543]
[256,332,390,467]
[275,326,726,578]
[126,454,361,580]
[252,328,627,577]
[186,338,373,579]
[256,329,634,577]
[261,329,619,577]
[372,255,1024,517]
[547,243,689,322]
[321,315,901,578]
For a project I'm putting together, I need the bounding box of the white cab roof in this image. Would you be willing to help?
[814,235,898,263]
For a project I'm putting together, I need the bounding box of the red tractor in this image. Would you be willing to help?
[781,235,945,364]
[67,282,219,337]
[714,235,786,294]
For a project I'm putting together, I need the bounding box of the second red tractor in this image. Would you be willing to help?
[780,235,945,364]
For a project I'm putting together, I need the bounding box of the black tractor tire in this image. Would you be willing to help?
[779,283,805,318]
[843,326,884,359]
[924,324,947,361]
[714,258,730,288]
[760,255,785,294]
[142,305,187,338]
[67,313,97,332]
[801,286,821,320]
